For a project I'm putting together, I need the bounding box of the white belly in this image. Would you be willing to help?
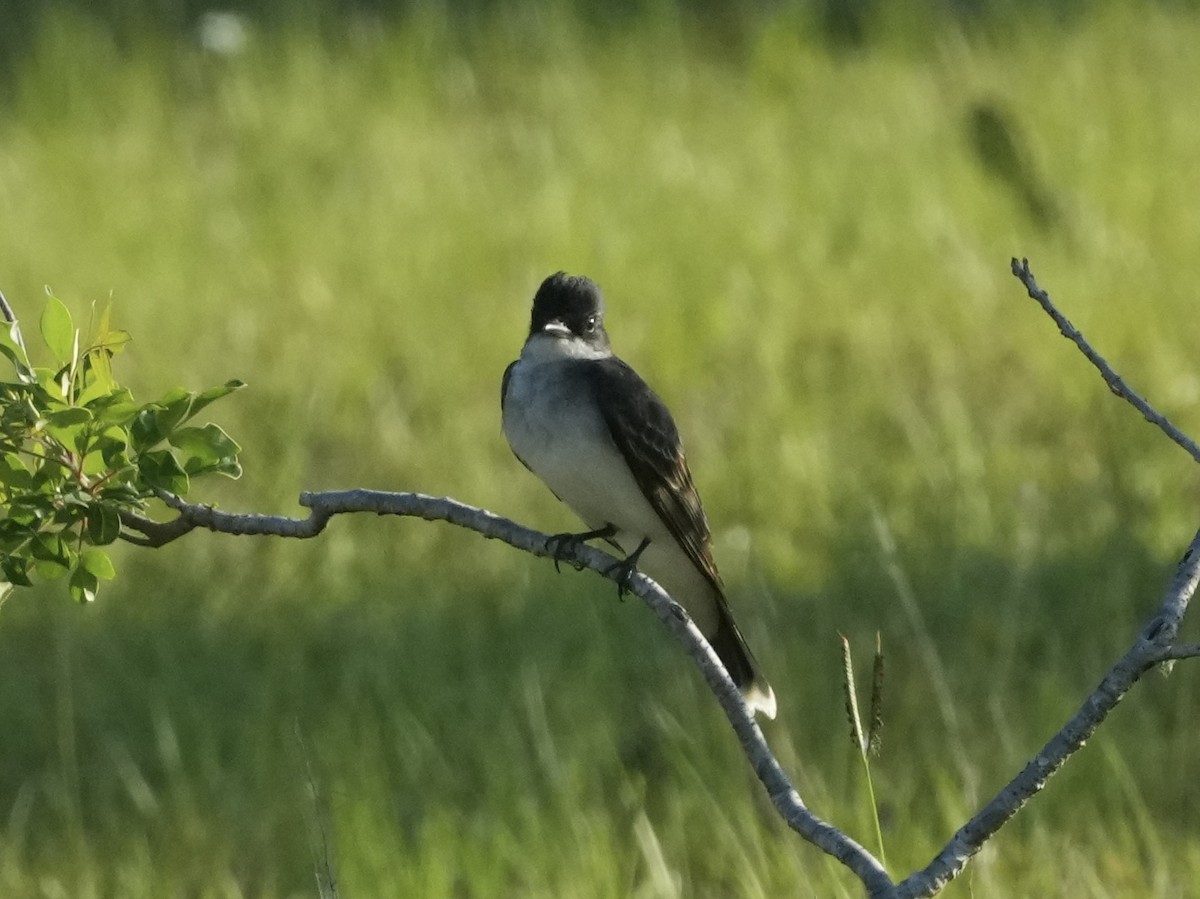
[503,354,721,635]
[503,356,666,542]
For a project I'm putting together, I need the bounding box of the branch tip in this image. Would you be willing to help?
[1010,258,1200,465]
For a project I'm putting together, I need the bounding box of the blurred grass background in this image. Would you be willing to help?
[2,1,1200,896]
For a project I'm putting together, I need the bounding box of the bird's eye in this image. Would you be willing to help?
[583,316,597,334]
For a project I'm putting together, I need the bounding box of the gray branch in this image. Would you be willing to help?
[895,528,1200,897]
[886,260,1200,896]
[1156,642,1200,661]
[122,488,894,895]
[1010,257,1200,465]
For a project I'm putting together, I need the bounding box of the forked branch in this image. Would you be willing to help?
[895,528,1200,896]
[890,261,1200,894]
[73,260,1200,896]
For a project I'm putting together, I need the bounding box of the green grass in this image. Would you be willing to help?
[2,3,1200,896]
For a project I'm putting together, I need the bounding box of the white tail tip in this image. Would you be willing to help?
[745,683,777,720]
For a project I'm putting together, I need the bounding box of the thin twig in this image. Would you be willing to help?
[890,263,1200,898]
[1155,642,1200,662]
[1010,258,1200,464]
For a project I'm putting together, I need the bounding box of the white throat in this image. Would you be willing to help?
[520,332,612,365]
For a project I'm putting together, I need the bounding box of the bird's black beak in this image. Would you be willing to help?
[541,319,571,338]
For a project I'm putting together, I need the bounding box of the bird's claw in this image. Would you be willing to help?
[545,532,588,573]
[603,557,640,600]
[603,537,650,600]
[544,525,619,573]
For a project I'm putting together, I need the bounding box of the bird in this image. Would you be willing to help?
[501,272,776,719]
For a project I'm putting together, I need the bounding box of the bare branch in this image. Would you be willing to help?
[896,524,1200,896]
[888,266,1200,898]
[1010,258,1200,464]
[130,488,896,894]
[1153,642,1200,662]
[119,510,199,547]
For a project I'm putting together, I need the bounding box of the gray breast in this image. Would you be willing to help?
[503,358,666,541]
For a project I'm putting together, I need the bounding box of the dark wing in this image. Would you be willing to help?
[501,360,517,413]
[583,357,723,593]
[501,360,535,474]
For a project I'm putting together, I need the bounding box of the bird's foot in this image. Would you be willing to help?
[545,525,616,573]
[602,537,651,599]
[602,557,638,598]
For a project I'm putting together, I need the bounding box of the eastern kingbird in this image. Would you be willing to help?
[501,272,777,719]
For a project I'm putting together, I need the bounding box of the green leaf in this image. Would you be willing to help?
[40,296,75,363]
[155,387,193,427]
[137,449,190,494]
[32,548,73,581]
[98,482,145,506]
[97,329,132,354]
[88,303,131,355]
[33,365,67,401]
[0,453,32,490]
[79,548,116,580]
[86,504,121,546]
[130,389,194,449]
[75,372,115,407]
[87,388,138,424]
[0,320,28,357]
[58,487,92,510]
[43,406,94,454]
[188,379,247,418]
[0,533,33,559]
[68,564,99,603]
[0,322,33,382]
[168,424,242,475]
[46,406,92,428]
[42,429,87,460]
[95,425,131,469]
[0,344,30,381]
[27,466,63,496]
[130,409,162,450]
[1,555,33,587]
[5,498,48,526]
[30,532,70,566]
[212,457,243,479]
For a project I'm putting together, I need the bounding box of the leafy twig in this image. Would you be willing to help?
[1010,257,1200,464]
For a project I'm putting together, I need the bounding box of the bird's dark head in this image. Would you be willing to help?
[528,272,610,354]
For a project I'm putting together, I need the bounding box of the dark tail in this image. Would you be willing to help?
[710,606,777,719]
